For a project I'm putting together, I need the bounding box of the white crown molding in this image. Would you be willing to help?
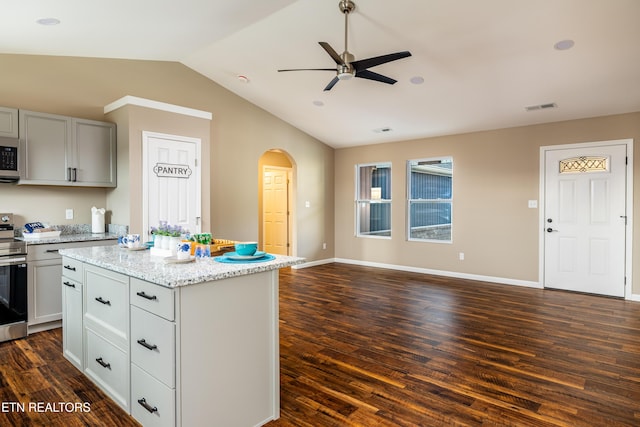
[104,95,212,120]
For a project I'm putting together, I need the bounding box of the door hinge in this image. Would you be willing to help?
[195,158,198,167]
[626,156,628,165]
[624,276,627,285]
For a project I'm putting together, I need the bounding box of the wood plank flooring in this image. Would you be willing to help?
[0,327,139,426]
[1,262,639,426]
[268,263,640,427]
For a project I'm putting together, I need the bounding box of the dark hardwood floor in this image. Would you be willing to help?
[2,262,640,426]
[268,263,640,427]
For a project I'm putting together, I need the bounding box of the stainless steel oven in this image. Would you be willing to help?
[0,213,28,342]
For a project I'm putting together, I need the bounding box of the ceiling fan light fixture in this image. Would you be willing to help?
[337,72,354,80]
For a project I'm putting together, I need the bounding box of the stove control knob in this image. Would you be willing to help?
[1,215,9,223]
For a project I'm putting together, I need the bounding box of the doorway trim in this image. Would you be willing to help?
[539,138,634,299]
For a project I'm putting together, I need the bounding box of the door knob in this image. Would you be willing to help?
[546,228,558,233]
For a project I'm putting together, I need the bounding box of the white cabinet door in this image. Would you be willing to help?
[19,110,71,184]
[62,277,83,371]
[0,106,19,138]
[73,118,116,187]
[18,110,116,187]
[28,260,63,325]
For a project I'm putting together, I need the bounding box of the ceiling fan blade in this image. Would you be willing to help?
[355,69,397,85]
[319,42,345,65]
[278,68,336,72]
[323,76,340,91]
[351,51,412,71]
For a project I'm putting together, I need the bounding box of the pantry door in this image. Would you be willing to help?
[542,140,631,297]
[263,167,291,255]
[143,131,201,241]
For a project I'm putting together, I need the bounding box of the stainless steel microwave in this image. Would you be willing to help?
[0,137,19,182]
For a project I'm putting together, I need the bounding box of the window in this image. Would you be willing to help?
[407,157,452,242]
[356,163,391,237]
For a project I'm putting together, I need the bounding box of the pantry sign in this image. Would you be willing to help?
[153,163,192,179]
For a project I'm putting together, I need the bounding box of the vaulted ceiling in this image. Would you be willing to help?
[2,0,640,148]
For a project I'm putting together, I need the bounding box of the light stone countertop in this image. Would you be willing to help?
[18,233,119,245]
[59,245,305,288]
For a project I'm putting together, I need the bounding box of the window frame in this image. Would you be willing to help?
[355,162,392,239]
[406,156,453,243]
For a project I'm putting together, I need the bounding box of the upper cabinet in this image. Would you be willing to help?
[0,106,19,138]
[19,110,116,187]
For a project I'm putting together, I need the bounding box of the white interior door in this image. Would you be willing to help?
[543,143,627,297]
[263,167,290,255]
[143,132,201,241]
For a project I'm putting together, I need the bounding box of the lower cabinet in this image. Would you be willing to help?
[62,273,83,371]
[131,361,176,427]
[84,327,130,410]
[61,257,280,427]
[28,239,116,333]
[83,264,130,412]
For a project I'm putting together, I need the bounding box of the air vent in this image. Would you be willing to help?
[525,103,558,112]
[373,127,393,133]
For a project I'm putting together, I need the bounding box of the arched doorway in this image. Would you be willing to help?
[259,150,295,255]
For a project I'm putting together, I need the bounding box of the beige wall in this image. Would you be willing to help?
[105,104,212,236]
[0,54,334,261]
[335,112,640,293]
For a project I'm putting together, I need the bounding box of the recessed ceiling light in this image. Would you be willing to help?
[312,100,324,107]
[410,76,424,85]
[237,75,249,83]
[554,39,574,51]
[36,17,61,26]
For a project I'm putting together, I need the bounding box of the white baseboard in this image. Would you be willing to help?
[292,258,335,269]
[295,257,541,288]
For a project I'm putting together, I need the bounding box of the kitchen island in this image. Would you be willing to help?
[59,245,304,427]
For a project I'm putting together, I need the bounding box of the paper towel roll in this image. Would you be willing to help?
[91,207,106,233]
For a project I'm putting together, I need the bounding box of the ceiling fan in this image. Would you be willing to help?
[277,0,412,91]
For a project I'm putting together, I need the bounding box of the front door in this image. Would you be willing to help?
[142,131,201,241]
[543,142,628,297]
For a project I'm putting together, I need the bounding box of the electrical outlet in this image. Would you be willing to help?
[459,252,464,261]
[65,209,74,220]
[322,242,327,250]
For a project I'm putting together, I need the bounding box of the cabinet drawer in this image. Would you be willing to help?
[131,363,175,427]
[61,257,83,282]
[131,306,175,388]
[85,266,128,346]
[130,278,174,321]
[85,327,129,411]
[28,244,64,261]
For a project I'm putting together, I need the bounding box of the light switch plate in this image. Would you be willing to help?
[528,200,538,208]
[65,209,74,219]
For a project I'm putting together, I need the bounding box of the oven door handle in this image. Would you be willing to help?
[0,256,27,266]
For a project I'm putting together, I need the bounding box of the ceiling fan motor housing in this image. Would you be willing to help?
[339,0,355,14]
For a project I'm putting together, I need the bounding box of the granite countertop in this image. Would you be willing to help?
[18,232,119,245]
[59,245,305,288]
[15,223,125,245]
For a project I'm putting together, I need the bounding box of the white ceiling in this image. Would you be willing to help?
[2,0,640,148]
